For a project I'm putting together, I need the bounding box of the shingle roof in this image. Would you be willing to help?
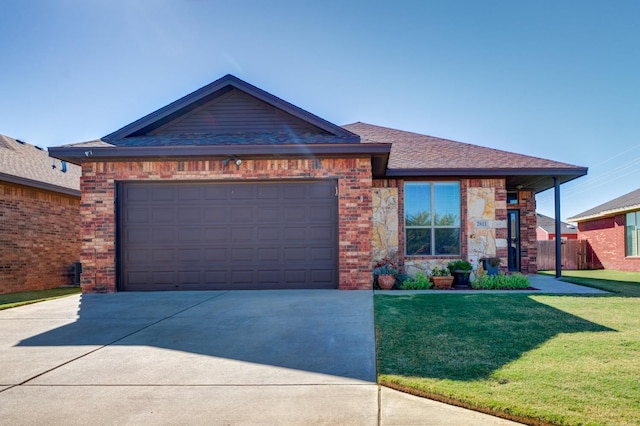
[0,134,80,196]
[567,188,640,222]
[342,122,587,193]
[536,213,577,234]
[343,122,580,170]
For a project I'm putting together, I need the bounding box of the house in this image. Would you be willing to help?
[567,188,640,272]
[536,213,577,240]
[49,74,587,293]
[0,134,81,294]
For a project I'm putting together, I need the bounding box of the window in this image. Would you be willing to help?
[405,182,460,256]
[626,211,640,257]
[507,192,519,205]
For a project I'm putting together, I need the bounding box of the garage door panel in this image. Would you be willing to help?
[151,208,174,222]
[257,185,280,199]
[230,185,254,200]
[204,228,228,243]
[309,226,334,241]
[230,248,255,262]
[257,227,280,242]
[178,186,202,201]
[204,248,227,261]
[120,180,337,290]
[310,247,333,261]
[150,187,176,201]
[231,227,255,241]
[152,249,175,263]
[127,208,149,223]
[177,208,201,222]
[257,207,280,222]
[178,228,203,242]
[257,248,280,262]
[127,229,151,244]
[284,227,306,241]
[230,206,253,222]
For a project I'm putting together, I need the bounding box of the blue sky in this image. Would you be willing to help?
[1,0,638,220]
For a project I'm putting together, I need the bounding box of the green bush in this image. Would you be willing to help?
[401,271,433,290]
[472,272,530,290]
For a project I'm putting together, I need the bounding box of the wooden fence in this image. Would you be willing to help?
[537,239,590,270]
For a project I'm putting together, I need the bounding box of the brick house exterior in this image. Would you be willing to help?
[0,135,81,294]
[568,188,640,272]
[50,75,587,293]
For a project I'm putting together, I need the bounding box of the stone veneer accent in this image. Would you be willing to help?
[80,158,373,293]
[466,179,508,267]
[372,178,539,276]
[0,182,81,294]
[371,187,399,261]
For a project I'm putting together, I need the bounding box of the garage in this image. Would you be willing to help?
[118,180,338,291]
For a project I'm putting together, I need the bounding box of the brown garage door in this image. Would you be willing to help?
[118,180,338,291]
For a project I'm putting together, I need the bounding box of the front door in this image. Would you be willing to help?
[507,210,520,271]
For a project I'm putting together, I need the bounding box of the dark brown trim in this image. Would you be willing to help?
[386,167,588,177]
[48,143,391,164]
[0,173,81,197]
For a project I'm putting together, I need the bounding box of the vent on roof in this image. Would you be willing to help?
[35,146,43,151]
[16,139,26,144]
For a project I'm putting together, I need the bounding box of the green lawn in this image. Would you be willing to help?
[375,272,640,425]
[0,287,81,310]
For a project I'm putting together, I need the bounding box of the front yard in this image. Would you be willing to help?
[375,272,640,425]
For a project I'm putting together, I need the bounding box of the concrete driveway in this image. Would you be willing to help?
[0,290,518,425]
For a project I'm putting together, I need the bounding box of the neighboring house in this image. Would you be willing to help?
[0,134,81,294]
[567,188,640,272]
[536,213,577,240]
[49,74,587,293]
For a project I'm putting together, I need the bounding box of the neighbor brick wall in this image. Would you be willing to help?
[80,158,373,293]
[577,214,640,272]
[0,182,81,294]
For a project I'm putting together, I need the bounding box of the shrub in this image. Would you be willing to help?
[447,259,473,273]
[472,272,530,290]
[430,266,450,277]
[401,272,433,290]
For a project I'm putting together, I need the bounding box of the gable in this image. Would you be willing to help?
[101,74,359,146]
[150,88,326,136]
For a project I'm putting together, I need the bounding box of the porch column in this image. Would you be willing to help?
[554,177,562,278]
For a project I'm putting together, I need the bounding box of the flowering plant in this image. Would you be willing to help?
[430,266,450,277]
[373,253,400,276]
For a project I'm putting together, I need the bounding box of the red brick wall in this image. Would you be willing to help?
[577,214,640,272]
[0,182,81,294]
[79,158,373,293]
[519,191,538,274]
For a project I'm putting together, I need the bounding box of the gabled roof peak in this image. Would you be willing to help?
[104,74,359,143]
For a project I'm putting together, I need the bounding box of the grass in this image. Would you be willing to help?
[0,287,81,310]
[539,269,640,296]
[375,272,640,425]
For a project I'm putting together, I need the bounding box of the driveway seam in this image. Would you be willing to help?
[3,291,230,391]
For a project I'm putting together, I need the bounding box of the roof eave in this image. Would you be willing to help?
[0,172,80,197]
[568,204,640,222]
[385,167,587,193]
[48,143,391,165]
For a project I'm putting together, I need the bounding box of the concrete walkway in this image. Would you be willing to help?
[0,290,526,425]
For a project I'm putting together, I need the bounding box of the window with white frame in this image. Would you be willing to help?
[626,211,640,257]
[404,182,461,256]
